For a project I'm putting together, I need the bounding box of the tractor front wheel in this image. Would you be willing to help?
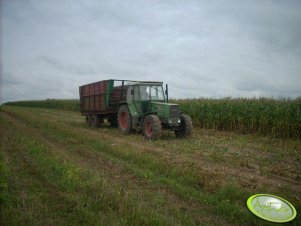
[175,114,192,138]
[118,105,132,133]
[143,114,162,140]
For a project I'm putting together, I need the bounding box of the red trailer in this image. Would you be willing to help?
[79,79,128,127]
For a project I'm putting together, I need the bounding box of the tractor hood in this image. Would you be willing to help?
[150,102,180,119]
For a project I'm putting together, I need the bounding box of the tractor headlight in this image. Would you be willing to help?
[178,119,181,123]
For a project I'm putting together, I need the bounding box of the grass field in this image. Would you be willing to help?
[0,106,300,225]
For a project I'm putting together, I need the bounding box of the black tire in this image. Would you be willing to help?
[91,114,101,128]
[143,114,162,140]
[85,115,91,126]
[175,114,193,138]
[118,105,132,133]
[108,115,118,127]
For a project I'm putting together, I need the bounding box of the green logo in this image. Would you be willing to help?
[247,194,297,223]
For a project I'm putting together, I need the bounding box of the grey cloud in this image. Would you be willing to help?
[37,55,97,75]
[1,0,300,103]
[235,77,301,98]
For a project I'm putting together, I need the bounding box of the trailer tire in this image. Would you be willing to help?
[108,115,118,127]
[143,114,162,140]
[175,114,192,138]
[91,114,101,128]
[118,105,132,133]
[85,115,91,126]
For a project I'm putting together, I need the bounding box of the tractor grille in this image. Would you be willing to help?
[170,105,180,118]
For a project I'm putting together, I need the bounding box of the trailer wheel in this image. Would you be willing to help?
[108,115,118,127]
[118,105,132,133]
[143,114,162,140]
[175,114,192,138]
[85,115,91,126]
[91,114,101,128]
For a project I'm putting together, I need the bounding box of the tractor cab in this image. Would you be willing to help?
[126,82,166,101]
[126,82,166,115]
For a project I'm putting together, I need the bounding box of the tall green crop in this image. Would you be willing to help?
[174,97,300,139]
[3,99,80,112]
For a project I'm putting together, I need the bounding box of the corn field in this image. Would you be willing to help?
[173,98,301,139]
[3,99,80,112]
[3,97,300,139]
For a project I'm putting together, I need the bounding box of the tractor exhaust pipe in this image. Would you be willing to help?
[165,84,169,103]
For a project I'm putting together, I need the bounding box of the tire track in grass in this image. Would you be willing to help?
[72,125,301,196]
[10,106,301,225]
[0,119,97,226]
[1,109,231,225]
[19,106,301,195]
[3,106,301,225]
[32,107,301,225]
[1,114,185,226]
[1,107,260,226]
[23,106,300,211]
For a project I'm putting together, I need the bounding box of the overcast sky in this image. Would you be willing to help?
[1,0,300,103]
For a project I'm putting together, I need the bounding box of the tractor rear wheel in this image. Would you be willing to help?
[118,105,132,133]
[175,114,192,138]
[143,114,162,140]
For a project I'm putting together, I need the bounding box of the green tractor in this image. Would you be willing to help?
[79,80,192,140]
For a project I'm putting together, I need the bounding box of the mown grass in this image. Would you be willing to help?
[0,109,191,225]
[3,97,301,139]
[1,106,300,226]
